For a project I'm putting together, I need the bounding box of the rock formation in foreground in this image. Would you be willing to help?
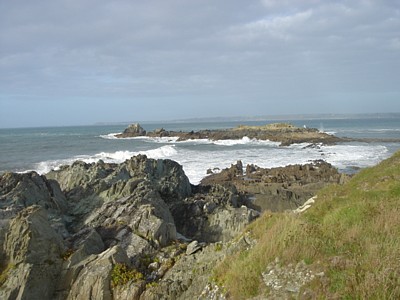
[116,122,343,145]
[201,159,349,212]
[0,155,345,299]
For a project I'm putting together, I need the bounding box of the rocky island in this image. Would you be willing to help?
[0,150,399,299]
[116,122,343,146]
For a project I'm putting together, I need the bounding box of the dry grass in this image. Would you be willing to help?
[214,151,400,299]
[234,123,295,131]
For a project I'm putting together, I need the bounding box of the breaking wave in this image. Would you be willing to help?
[30,142,390,185]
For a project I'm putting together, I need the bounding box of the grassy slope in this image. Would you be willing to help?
[214,151,400,299]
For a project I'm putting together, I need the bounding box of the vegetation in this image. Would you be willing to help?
[61,248,74,261]
[0,263,16,287]
[111,263,144,287]
[214,151,400,299]
[234,123,295,131]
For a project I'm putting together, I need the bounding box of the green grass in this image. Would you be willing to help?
[214,151,400,299]
[0,263,16,287]
[110,263,144,287]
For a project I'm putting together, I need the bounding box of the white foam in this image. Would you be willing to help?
[99,133,121,140]
[92,150,135,162]
[176,139,213,145]
[33,141,391,186]
[212,137,280,147]
[140,145,178,158]
[34,146,177,175]
[151,137,180,143]
[320,144,388,169]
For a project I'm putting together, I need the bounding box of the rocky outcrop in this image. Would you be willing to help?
[85,185,177,248]
[46,155,192,230]
[201,160,349,212]
[0,171,69,253]
[0,206,64,300]
[58,246,133,300]
[116,123,146,138]
[0,171,67,213]
[116,123,343,145]
[0,153,346,299]
[171,184,259,242]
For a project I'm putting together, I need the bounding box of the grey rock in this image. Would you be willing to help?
[85,184,177,248]
[116,123,147,138]
[66,228,105,267]
[262,258,325,299]
[0,206,63,300]
[46,155,192,221]
[62,246,131,300]
[186,241,203,255]
[0,171,67,212]
[113,281,146,300]
[201,160,348,212]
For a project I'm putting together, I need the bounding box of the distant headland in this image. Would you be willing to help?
[94,112,400,126]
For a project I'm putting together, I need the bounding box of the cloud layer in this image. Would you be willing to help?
[0,0,399,127]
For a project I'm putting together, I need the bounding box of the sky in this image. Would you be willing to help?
[0,0,399,128]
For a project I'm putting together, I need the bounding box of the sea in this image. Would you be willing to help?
[1,117,399,185]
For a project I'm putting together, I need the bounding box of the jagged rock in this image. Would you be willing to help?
[113,281,146,300]
[0,153,347,299]
[0,206,64,300]
[47,155,191,206]
[85,182,177,248]
[58,246,132,300]
[0,171,67,213]
[171,184,258,243]
[200,161,243,185]
[201,160,349,212]
[117,123,146,138]
[0,172,71,240]
[65,228,105,267]
[142,243,228,300]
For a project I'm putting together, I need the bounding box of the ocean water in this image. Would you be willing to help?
[1,118,399,185]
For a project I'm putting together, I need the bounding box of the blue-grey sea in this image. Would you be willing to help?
[1,118,399,184]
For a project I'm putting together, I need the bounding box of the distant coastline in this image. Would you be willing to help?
[94,112,400,126]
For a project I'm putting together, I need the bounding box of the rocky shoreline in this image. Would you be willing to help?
[0,154,347,299]
[115,123,343,146]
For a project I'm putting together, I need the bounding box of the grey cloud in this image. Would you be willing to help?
[0,0,399,127]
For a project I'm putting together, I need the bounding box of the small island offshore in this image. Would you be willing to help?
[116,122,342,146]
[0,123,399,299]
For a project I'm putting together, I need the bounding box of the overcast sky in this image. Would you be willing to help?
[0,0,399,128]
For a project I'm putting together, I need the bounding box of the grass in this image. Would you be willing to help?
[0,263,16,287]
[213,151,400,299]
[110,263,144,287]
